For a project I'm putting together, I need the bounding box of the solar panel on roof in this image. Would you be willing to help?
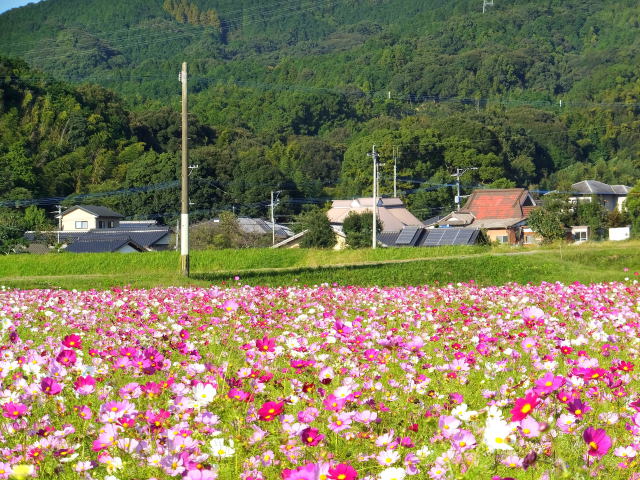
[422,229,444,246]
[396,226,420,245]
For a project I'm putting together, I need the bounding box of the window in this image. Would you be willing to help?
[524,234,539,245]
[98,220,105,229]
[109,221,115,228]
[573,230,588,242]
[75,221,88,229]
[495,235,509,244]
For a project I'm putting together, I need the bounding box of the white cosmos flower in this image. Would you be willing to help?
[210,438,235,458]
[378,467,406,480]
[192,383,216,406]
[483,418,514,452]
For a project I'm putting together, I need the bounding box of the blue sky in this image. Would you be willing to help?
[0,0,43,14]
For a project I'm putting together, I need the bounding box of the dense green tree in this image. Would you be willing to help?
[0,208,26,254]
[295,208,335,248]
[23,205,51,231]
[575,199,608,241]
[527,207,566,244]
[342,211,381,249]
[624,181,640,236]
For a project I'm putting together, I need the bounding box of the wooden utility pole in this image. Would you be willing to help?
[180,62,189,276]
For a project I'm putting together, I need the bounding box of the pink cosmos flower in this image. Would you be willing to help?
[438,415,461,438]
[534,373,565,395]
[74,375,96,395]
[184,469,216,480]
[221,299,239,312]
[363,349,379,361]
[56,349,77,366]
[583,427,612,457]
[75,405,92,420]
[451,429,476,452]
[518,416,541,438]
[2,402,27,419]
[510,392,539,421]
[323,394,346,412]
[256,336,276,353]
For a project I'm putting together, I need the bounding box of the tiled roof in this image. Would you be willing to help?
[327,197,424,231]
[82,229,170,248]
[460,189,534,220]
[66,237,144,253]
[26,228,170,250]
[62,205,124,218]
[572,180,631,195]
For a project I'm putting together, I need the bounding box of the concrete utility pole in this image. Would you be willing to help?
[180,62,189,276]
[452,167,478,210]
[270,190,281,246]
[368,145,380,249]
[53,205,62,244]
[393,146,398,198]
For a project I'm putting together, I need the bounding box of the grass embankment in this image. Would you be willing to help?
[1,241,639,290]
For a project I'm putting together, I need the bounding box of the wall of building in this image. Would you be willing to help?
[62,210,97,231]
[486,229,513,245]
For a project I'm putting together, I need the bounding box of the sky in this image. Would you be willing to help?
[0,0,43,14]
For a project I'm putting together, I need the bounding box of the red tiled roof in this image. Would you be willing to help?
[460,189,534,220]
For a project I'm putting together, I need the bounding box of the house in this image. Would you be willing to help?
[60,205,124,231]
[26,206,171,253]
[437,188,537,245]
[570,180,631,212]
[326,197,424,232]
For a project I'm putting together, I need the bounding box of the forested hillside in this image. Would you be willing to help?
[1,0,639,223]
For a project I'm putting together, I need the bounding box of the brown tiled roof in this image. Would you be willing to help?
[460,189,534,220]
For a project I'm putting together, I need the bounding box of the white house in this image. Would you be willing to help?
[570,180,631,212]
[60,205,123,231]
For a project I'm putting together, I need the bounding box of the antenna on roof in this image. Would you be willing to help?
[482,0,494,13]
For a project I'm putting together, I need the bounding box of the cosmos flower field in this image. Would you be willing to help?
[1,277,639,480]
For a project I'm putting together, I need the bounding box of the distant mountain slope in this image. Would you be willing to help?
[1,0,639,104]
[1,1,639,224]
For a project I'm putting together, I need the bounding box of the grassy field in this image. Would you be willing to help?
[1,241,639,289]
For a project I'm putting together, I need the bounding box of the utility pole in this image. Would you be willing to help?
[393,146,398,198]
[180,61,189,277]
[270,190,281,246]
[368,145,380,249]
[452,167,478,210]
[53,205,62,244]
[482,0,494,13]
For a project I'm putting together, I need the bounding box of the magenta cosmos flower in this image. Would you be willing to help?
[62,333,82,349]
[328,463,358,480]
[40,377,62,395]
[301,427,325,446]
[583,427,612,457]
[2,402,27,419]
[282,463,320,480]
[258,401,284,421]
[510,392,539,421]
